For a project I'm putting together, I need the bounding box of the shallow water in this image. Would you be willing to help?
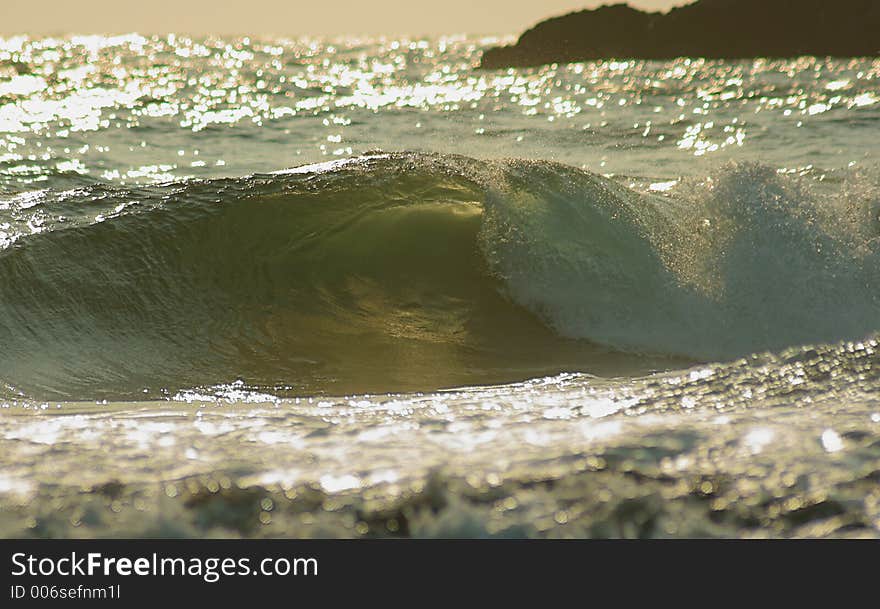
[1,35,879,537]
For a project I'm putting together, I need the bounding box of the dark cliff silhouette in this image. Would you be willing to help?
[480,0,880,69]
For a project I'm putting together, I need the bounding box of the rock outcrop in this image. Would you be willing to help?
[480,0,880,69]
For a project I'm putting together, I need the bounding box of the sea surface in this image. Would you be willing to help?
[1,34,880,537]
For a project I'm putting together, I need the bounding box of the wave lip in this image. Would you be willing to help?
[1,151,879,399]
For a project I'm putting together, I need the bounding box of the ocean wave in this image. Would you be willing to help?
[1,151,878,399]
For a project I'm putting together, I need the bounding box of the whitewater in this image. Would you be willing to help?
[1,34,879,537]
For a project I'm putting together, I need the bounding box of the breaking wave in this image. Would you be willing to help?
[1,152,879,399]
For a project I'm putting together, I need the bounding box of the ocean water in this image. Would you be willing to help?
[1,34,880,538]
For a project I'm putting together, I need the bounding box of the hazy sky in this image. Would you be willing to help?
[2,1,690,36]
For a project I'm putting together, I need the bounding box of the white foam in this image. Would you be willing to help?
[481,159,880,360]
